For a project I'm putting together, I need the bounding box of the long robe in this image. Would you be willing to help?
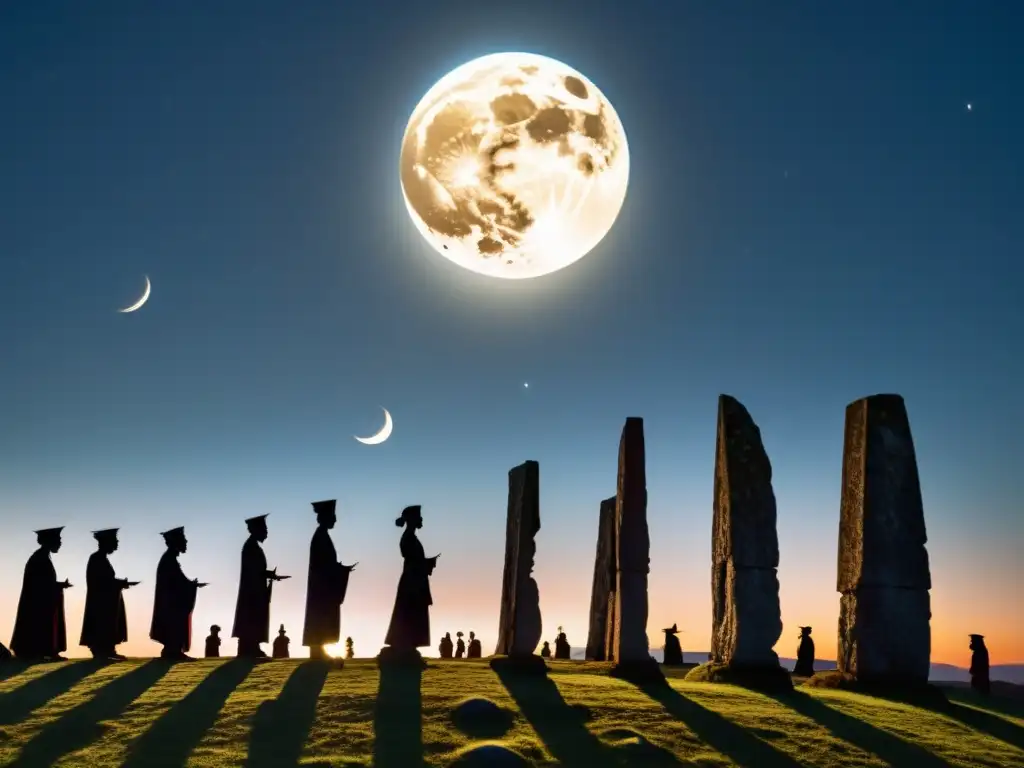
[80,551,128,651]
[11,548,66,659]
[384,528,433,649]
[150,550,198,652]
[205,634,221,658]
[794,636,816,676]
[302,526,351,647]
[467,638,481,658]
[970,644,990,694]
[554,633,570,660]
[272,634,290,658]
[663,633,683,666]
[439,636,453,658]
[232,537,273,645]
[455,638,465,658]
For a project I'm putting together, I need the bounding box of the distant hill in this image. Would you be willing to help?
[567,648,1024,684]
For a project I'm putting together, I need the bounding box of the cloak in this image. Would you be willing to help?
[150,550,198,652]
[384,528,433,649]
[302,527,351,646]
[11,548,66,659]
[232,537,273,644]
[80,551,128,650]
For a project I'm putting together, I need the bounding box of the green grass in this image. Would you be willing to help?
[0,658,1021,766]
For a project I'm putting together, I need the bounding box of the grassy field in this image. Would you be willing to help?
[0,657,1021,767]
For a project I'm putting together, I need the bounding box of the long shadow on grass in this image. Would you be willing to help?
[0,660,104,725]
[495,668,615,768]
[120,658,255,768]
[637,683,803,768]
[12,660,170,767]
[765,690,954,767]
[944,701,1024,751]
[372,662,425,768]
[0,660,29,684]
[245,661,330,767]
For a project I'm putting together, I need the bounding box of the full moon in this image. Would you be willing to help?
[400,52,630,280]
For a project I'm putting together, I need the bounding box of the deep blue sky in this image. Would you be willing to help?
[1,1,1021,664]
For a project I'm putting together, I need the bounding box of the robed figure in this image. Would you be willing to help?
[455,632,465,658]
[439,632,454,659]
[540,641,551,658]
[11,527,72,662]
[150,527,206,661]
[273,625,290,659]
[384,505,439,651]
[969,634,990,695]
[554,628,571,660]
[205,626,222,658]
[233,515,289,658]
[794,626,816,676]
[662,624,683,666]
[81,529,138,660]
[467,631,481,659]
[303,500,356,660]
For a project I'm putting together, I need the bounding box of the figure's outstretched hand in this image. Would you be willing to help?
[343,562,358,573]
[60,580,72,589]
[126,581,140,588]
[195,580,209,588]
[274,574,291,581]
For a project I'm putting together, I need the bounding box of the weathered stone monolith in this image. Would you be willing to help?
[836,394,931,684]
[585,497,617,661]
[710,395,786,686]
[609,417,665,683]
[492,460,544,673]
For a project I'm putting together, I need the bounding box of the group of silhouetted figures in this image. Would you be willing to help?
[437,630,481,659]
[2,501,442,664]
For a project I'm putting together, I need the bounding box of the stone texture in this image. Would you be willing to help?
[837,394,931,684]
[585,496,617,661]
[494,460,543,658]
[711,395,784,668]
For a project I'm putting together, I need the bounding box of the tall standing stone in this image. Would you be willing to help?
[585,496,617,661]
[494,460,543,660]
[711,395,784,670]
[837,394,931,684]
[609,417,664,683]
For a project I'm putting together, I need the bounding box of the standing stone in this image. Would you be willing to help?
[585,497,617,661]
[493,460,543,661]
[837,394,931,684]
[711,395,784,671]
[609,418,664,683]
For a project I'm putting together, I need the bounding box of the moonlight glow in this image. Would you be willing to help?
[400,52,630,280]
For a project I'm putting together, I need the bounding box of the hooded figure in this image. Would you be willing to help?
[81,529,136,660]
[150,527,205,661]
[205,625,221,658]
[794,627,815,676]
[662,623,683,666]
[554,627,571,660]
[272,625,290,659]
[233,515,288,658]
[969,634,990,695]
[540,641,551,658]
[383,505,438,651]
[11,527,71,661]
[467,630,481,659]
[439,632,454,659]
[455,631,465,658]
[303,500,356,660]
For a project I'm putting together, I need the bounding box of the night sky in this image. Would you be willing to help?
[2,1,1021,666]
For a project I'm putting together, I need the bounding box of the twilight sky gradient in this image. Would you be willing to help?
[1,1,1021,667]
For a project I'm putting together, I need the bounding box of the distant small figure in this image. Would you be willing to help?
[151,527,206,662]
[467,631,482,659]
[455,631,466,658]
[344,637,354,659]
[439,632,454,659]
[662,623,683,666]
[969,634,990,695]
[540,641,551,659]
[554,626,571,660]
[11,527,72,662]
[383,506,438,653]
[205,625,222,658]
[707,652,713,662]
[273,624,290,659]
[794,626,815,676]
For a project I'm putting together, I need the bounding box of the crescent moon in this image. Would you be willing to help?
[354,408,393,445]
[119,276,151,313]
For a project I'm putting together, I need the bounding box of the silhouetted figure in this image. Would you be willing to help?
[554,626,571,660]
[439,632,454,659]
[150,527,206,661]
[344,636,354,659]
[662,623,683,666]
[540,641,551,659]
[794,626,816,676]
[81,529,138,660]
[11,527,72,662]
[233,515,289,658]
[303,500,356,661]
[205,625,221,658]
[969,634,990,695]
[384,505,439,652]
[467,630,481,659]
[455,631,465,658]
[273,624,290,659]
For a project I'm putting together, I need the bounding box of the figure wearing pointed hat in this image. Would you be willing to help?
[81,529,139,660]
[150,527,207,661]
[272,624,290,659]
[10,527,72,662]
[662,624,684,666]
[794,627,815,677]
[554,626,571,660]
[969,634,990,695]
[303,500,357,659]
[233,514,289,658]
